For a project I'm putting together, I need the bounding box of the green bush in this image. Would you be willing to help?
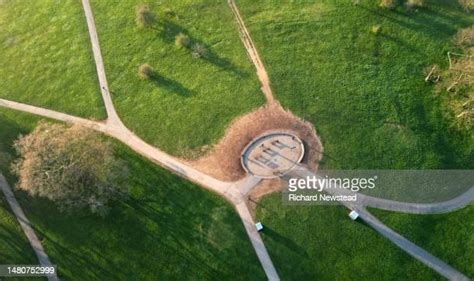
[138,63,154,79]
[135,4,155,28]
[175,33,191,48]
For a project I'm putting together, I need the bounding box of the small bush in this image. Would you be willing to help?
[175,33,191,48]
[380,0,398,9]
[138,63,154,79]
[405,0,424,9]
[191,43,208,59]
[135,4,155,28]
[371,25,381,34]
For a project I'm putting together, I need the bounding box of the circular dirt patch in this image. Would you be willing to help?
[188,103,323,181]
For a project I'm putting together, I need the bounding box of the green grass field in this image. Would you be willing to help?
[237,0,473,169]
[0,109,264,280]
[371,206,474,278]
[0,0,105,119]
[255,193,441,280]
[90,0,265,157]
[241,2,473,279]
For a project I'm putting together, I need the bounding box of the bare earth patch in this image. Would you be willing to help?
[187,102,323,182]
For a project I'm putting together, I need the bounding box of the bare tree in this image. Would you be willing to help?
[12,122,128,216]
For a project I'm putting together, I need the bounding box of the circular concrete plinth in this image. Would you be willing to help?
[240,131,305,179]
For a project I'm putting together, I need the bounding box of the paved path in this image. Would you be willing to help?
[80,1,280,278]
[0,97,278,279]
[360,187,474,214]
[0,174,59,281]
[236,202,279,280]
[0,98,243,203]
[0,98,106,131]
[228,0,274,104]
[289,166,471,280]
[290,166,474,214]
[357,208,470,281]
[81,0,123,127]
[1,1,471,280]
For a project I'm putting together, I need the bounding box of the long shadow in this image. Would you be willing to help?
[149,72,192,97]
[261,226,309,258]
[356,3,467,42]
[155,19,249,78]
[380,33,420,54]
[123,198,233,279]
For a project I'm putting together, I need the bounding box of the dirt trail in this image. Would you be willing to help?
[228,0,275,104]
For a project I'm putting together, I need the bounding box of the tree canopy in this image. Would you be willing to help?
[12,122,128,216]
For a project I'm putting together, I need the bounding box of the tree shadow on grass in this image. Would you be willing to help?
[261,226,309,258]
[149,72,192,97]
[380,33,420,54]
[123,197,232,279]
[356,3,468,43]
[155,19,250,78]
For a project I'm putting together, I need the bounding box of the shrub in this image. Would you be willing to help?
[175,33,191,48]
[135,4,155,28]
[371,25,381,34]
[191,43,208,59]
[138,63,154,79]
[12,122,128,216]
[380,0,398,9]
[405,0,424,8]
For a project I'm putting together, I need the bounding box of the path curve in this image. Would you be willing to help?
[0,98,244,203]
[290,166,474,214]
[289,167,472,279]
[80,1,280,279]
[3,1,470,280]
[0,98,279,279]
[1,1,281,277]
[360,188,474,214]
